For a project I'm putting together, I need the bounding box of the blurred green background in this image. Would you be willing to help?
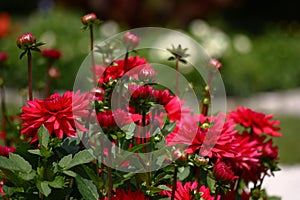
[1,0,300,164]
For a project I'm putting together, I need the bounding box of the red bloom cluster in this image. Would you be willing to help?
[96,56,149,84]
[166,106,281,184]
[21,91,90,143]
[160,181,217,200]
[228,107,281,137]
[41,48,62,60]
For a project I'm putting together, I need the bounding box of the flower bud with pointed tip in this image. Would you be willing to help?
[81,13,98,25]
[138,67,157,82]
[209,58,222,71]
[16,32,36,50]
[123,31,141,49]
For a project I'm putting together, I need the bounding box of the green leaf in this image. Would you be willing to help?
[18,170,36,181]
[38,125,49,148]
[9,153,32,173]
[178,166,190,181]
[63,170,76,177]
[37,181,51,197]
[0,156,20,171]
[58,154,72,168]
[28,149,41,156]
[82,165,101,188]
[67,150,94,169]
[48,176,65,188]
[128,142,150,153]
[75,175,99,200]
[157,184,171,191]
[2,185,24,196]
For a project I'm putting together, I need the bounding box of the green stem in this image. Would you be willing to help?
[175,58,179,96]
[27,50,33,100]
[201,71,213,116]
[44,66,51,98]
[123,51,129,72]
[65,178,74,200]
[107,147,113,200]
[171,166,178,200]
[90,25,96,85]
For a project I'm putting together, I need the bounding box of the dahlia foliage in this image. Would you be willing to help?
[0,13,282,200]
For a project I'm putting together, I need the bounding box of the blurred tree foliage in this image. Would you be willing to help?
[0,1,300,97]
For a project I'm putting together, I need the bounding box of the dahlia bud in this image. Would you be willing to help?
[194,155,209,166]
[173,149,188,162]
[138,67,157,82]
[123,32,141,49]
[0,52,8,62]
[48,66,60,79]
[81,13,98,26]
[90,87,105,101]
[213,161,237,182]
[209,58,222,71]
[16,32,36,50]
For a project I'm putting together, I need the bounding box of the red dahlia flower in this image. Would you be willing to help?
[213,160,238,183]
[97,56,148,84]
[21,91,90,143]
[160,181,217,200]
[41,48,62,60]
[223,132,264,184]
[114,189,149,200]
[228,107,281,137]
[0,145,15,156]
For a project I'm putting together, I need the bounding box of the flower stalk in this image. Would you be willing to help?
[81,13,100,85]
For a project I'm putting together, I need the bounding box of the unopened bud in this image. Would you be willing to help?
[16,32,36,50]
[209,58,222,71]
[138,67,157,82]
[81,13,98,25]
[123,32,141,49]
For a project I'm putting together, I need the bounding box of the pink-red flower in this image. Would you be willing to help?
[114,189,149,200]
[0,52,8,62]
[21,91,90,143]
[228,107,282,137]
[167,114,238,159]
[0,145,15,157]
[97,56,148,84]
[48,66,61,79]
[213,160,238,182]
[160,181,217,200]
[41,48,62,60]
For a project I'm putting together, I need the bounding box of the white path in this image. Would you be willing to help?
[263,165,300,199]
